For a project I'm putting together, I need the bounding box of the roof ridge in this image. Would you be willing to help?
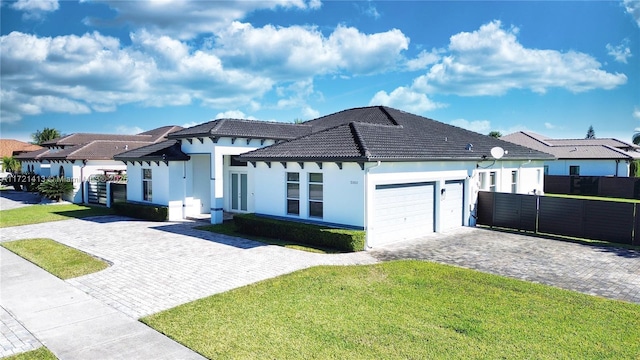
[602,144,633,158]
[379,106,400,126]
[349,122,371,158]
[520,131,552,147]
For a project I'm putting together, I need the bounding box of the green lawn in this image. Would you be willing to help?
[143,261,640,359]
[3,347,57,360]
[1,238,109,279]
[0,204,114,228]
[197,222,338,253]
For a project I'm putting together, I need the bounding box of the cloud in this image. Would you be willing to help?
[406,49,442,71]
[214,22,409,79]
[449,119,491,133]
[623,0,640,27]
[115,125,144,134]
[301,106,320,119]
[633,107,640,119]
[11,0,58,19]
[84,0,323,40]
[369,86,446,114]
[215,110,257,120]
[544,122,556,129]
[412,20,627,96]
[606,41,632,63]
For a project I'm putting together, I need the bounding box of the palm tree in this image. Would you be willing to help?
[31,127,61,145]
[2,156,20,174]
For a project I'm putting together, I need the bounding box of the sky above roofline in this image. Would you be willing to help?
[1,0,638,143]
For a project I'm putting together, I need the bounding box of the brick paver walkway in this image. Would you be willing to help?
[0,307,42,358]
[371,227,640,304]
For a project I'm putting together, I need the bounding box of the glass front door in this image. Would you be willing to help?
[231,172,248,211]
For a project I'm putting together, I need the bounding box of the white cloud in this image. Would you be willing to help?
[633,107,640,119]
[624,0,640,27]
[449,119,491,133]
[11,0,58,19]
[182,121,204,128]
[412,20,627,96]
[544,122,556,129]
[369,86,446,114]
[116,125,144,134]
[606,41,632,63]
[84,0,323,40]
[215,110,257,120]
[301,106,320,119]
[406,49,442,71]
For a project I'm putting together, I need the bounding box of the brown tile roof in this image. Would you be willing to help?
[42,141,153,161]
[114,140,190,162]
[168,119,311,140]
[0,140,42,158]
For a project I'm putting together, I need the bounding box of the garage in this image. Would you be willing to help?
[441,180,464,231]
[369,182,435,247]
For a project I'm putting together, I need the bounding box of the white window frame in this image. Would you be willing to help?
[286,172,300,215]
[308,173,323,218]
[142,168,152,202]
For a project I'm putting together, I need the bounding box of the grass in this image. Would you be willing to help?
[197,221,339,254]
[0,204,114,228]
[3,347,57,360]
[143,261,640,359]
[545,193,640,203]
[1,238,109,279]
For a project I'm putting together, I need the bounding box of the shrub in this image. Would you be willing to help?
[37,178,74,201]
[112,202,168,221]
[234,214,365,252]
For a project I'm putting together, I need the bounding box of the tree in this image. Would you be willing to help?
[31,127,61,145]
[488,131,502,138]
[632,131,640,145]
[585,125,596,139]
[2,156,21,174]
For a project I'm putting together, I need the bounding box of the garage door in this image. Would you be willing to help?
[441,180,464,231]
[370,182,435,247]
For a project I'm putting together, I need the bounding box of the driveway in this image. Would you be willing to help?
[0,190,42,210]
[370,227,640,304]
[1,216,377,319]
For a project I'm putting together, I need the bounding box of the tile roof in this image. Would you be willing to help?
[0,140,42,158]
[239,106,555,162]
[42,141,152,160]
[14,148,49,161]
[114,140,190,162]
[168,118,312,140]
[502,131,635,160]
[41,125,182,147]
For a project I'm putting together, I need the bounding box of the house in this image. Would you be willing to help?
[115,106,553,248]
[15,126,182,203]
[501,131,638,177]
[0,139,42,173]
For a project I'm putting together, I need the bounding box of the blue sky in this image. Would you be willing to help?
[1,0,639,143]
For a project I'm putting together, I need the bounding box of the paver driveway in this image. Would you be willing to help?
[1,216,377,319]
[370,227,640,304]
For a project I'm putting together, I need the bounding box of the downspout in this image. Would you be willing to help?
[364,161,382,250]
[81,159,87,204]
[615,160,619,177]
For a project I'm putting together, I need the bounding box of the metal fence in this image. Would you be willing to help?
[544,175,640,199]
[477,191,639,245]
[110,183,127,205]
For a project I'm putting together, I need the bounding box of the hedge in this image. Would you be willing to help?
[112,202,168,222]
[234,213,365,252]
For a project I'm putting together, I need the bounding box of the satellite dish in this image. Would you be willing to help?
[490,146,505,159]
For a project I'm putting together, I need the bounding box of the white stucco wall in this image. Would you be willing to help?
[124,161,187,220]
[545,159,630,177]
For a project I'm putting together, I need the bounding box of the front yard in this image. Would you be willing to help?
[0,204,113,228]
[143,261,640,359]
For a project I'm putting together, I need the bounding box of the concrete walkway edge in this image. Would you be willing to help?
[0,248,205,360]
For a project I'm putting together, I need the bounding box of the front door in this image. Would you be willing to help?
[230,172,248,212]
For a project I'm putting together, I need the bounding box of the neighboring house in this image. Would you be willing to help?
[116,106,553,248]
[15,126,182,203]
[0,139,42,173]
[501,131,638,177]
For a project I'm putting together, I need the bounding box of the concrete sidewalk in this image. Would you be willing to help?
[0,248,205,360]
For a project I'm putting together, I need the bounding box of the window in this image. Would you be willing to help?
[286,172,299,215]
[143,168,152,201]
[511,170,517,193]
[569,166,580,176]
[59,166,65,178]
[308,173,323,218]
[479,172,487,190]
[489,171,496,192]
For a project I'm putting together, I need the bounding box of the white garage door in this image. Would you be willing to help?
[370,182,435,247]
[441,180,464,231]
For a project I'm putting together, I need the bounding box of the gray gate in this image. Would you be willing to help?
[88,179,107,205]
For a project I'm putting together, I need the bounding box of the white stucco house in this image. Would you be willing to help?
[15,126,182,203]
[502,131,638,177]
[115,106,553,248]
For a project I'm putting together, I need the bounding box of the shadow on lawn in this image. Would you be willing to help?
[150,222,267,250]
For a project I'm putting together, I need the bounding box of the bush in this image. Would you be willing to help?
[234,214,365,252]
[37,178,73,201]
[112,202,168,221]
